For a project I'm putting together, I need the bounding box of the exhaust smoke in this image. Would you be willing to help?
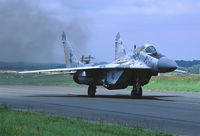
[0,0,89,63]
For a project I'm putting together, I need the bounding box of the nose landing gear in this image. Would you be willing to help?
[88,85,96,97]
[131,74,142,98]
[131,84,142,98]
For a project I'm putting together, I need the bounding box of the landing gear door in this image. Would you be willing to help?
[106,70,124,85]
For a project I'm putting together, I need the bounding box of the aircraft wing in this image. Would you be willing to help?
[18,66,100,74]
[19,63,151,74]
[174,69,200,75]
[174,69,187,74]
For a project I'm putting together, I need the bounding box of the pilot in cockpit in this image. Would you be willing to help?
[140,44,164,59]
[144,45,157,55]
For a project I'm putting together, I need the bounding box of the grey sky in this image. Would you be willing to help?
[40,0,200,62]
[1,0,200,63]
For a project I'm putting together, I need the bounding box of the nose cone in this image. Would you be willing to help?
[158,57,177,73]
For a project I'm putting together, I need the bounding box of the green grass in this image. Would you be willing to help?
[0,73,200,92]
[143,76,200,93]
[0,105,171,136]
[0,73,76,86]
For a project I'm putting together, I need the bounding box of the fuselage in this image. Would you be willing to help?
[73,44,177,90]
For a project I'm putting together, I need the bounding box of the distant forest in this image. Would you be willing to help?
[0,62,66,70]
[175,60,200,68]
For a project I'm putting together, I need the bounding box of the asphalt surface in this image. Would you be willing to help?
[0,85,200,136]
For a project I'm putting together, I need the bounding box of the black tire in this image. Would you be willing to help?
[88,85,96,97]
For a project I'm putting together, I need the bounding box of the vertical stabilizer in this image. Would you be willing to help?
[115,32,126,60]
[62,32,68,66]
[62,32,81,68]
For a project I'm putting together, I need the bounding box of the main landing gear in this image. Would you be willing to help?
[88,85,96,97]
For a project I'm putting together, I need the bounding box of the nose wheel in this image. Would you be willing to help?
[88,85,96,97]
[131,83,142,98]
[131,73,142,98]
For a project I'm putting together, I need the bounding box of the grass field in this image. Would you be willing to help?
[0,105,171,136]
[0,73,76,86]
[0,73,200,92]
[143,75,200,92]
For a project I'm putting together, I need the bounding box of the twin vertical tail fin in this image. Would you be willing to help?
[62,32,126,67]
[115,32,126,60]
[62,32,81,68]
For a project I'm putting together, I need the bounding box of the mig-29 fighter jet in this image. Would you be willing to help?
[19,32,177,98]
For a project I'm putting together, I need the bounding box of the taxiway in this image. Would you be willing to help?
[0,85,200,136]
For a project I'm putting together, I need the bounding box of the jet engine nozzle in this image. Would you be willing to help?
[158,57,177,73]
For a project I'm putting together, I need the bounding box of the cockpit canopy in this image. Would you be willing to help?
[144,45,157,54]
[136,44,164,59]
[137,44,157,54]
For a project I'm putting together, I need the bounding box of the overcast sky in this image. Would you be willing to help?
[1,0,200,63]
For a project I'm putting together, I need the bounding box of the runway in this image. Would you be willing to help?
[0,85,200,136]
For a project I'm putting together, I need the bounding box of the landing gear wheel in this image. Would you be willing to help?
[88,85,96,97]
[131,86,142,98]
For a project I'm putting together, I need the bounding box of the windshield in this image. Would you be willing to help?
[145,46,157,54]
